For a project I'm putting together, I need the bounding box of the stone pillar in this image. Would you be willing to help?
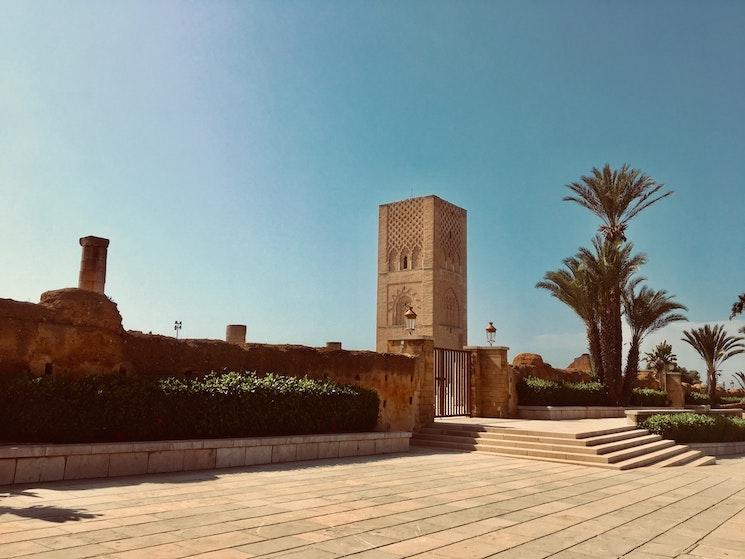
[325,341,342,350]
[464,346,512,418]
[388,336,435,430]
[666,372,684,408]
[225,324,247,345]
[78,236,110,294]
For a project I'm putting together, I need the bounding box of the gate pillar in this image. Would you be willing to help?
[388,337,435,430]
[465,346,513,417]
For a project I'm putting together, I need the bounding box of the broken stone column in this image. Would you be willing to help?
[226,324,247,345]
[78,236,110,294]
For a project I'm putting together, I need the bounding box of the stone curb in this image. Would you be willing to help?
[0,432,411,486]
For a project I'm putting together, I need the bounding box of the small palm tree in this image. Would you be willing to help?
[644,340,678,377]
[623,290,686,402]
[682,325,745,405]
[564,163,672,243]
[641,340,680,397]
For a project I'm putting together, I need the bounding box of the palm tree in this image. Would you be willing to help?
[578,237,646,404]
[681,325,745,405]
[537,255,605,385]
[622,287,687,403]
[643,340,679,383]
[563,163,673,243]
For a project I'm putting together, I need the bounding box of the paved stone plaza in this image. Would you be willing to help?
[1,449,744,559]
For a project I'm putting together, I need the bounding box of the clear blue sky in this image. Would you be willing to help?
[1,1,743,381]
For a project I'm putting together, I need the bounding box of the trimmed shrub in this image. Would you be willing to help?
[685,391,709,405]
[0,372,379,443]
[517,377,605,406]
[630,388,667,407]
[721,396,745,405]
[639,412,745,443]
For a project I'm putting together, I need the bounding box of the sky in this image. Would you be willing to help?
[1,1,743,383]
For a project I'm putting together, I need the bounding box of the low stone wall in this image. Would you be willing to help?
[688,441,745,457]
[0,289,430,432]
[518,406,627,420]
[0,432,411,486]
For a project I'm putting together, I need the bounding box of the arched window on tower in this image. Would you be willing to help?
[411,246,420,269]
[400,248,410,271]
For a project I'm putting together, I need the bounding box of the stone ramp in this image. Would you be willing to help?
[411,420,715,469]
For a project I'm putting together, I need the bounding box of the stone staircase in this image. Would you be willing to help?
[411,422,715,469]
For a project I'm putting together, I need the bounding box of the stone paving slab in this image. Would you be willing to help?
[1,449,744,558]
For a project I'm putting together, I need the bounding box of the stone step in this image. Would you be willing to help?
[418,427,652,448]
[416,424,714,469]
[651,449,708,467]
[684,455,717,467]
[601,439,676,464]
[411,431,662,457]
[430,422,638,440]
[612,444,692,470]
[410,439,622,469]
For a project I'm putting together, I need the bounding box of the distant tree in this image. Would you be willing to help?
[623,290,686,402]
[730,293,745,319]
[675,366,702,385]
[682,325,745,405]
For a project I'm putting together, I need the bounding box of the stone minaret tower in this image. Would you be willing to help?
[376,195,467,352]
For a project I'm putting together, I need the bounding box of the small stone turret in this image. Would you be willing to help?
[78,236,110,294]
[226,324,247,345]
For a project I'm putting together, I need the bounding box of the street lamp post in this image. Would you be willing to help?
[485,322,497,346]
[174,320,182,339]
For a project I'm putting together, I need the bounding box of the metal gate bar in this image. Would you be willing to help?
[434,348,470,417]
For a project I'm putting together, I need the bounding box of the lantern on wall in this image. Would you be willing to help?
[485,322,496,346]
[404,306,417,334]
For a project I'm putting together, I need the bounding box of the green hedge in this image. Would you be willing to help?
[517,377,606,406]
[684,392,745,406]
[0,372,380,444]
[685,391,709,405]
[639,412,745,443]
[629,388,667,407]
[518,377,671,407]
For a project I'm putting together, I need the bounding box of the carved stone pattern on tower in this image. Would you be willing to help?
[386,198,423,255]
[439,204,465,265]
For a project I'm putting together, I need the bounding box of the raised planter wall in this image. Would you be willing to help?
[687,441,745,457]
[0,431,411,486]
[518,406,627,420]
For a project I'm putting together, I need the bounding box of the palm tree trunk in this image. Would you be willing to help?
[621,335,640,405]
[587,319,606,398]
[601,291,623,405]
[708,365,718,406]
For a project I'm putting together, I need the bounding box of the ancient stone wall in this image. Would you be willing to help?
[0,289,426,432]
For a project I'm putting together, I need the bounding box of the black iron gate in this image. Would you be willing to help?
[434,348,471,417]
